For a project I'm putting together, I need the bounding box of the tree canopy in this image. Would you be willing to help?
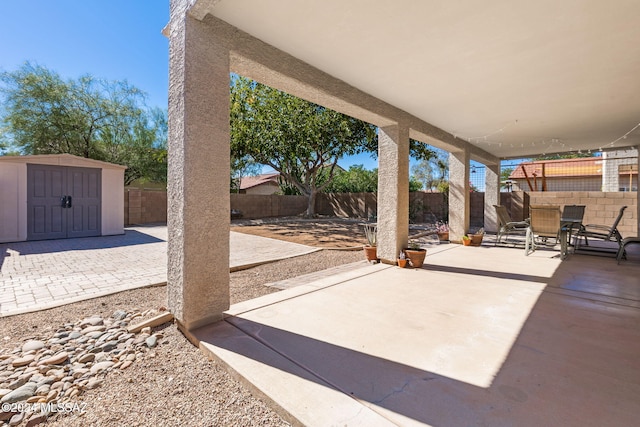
[0,63,167,185]
[322,164,422,193]
[230,76,441,215]
[230,76,378,215]
[411,148,449,192]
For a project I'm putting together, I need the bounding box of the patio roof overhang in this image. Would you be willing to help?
[187,0,640,159]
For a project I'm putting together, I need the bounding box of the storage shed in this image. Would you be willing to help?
[0,154,126,243]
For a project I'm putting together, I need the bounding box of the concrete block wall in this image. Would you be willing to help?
[230,193,307,219]
[528,191,637,236]
[125,189,168,225]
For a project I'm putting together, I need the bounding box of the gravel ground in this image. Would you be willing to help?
[1,249,364,426]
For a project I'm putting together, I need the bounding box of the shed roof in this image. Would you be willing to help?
[0,154,127,170]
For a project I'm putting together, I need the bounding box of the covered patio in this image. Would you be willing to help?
[165,0,640,425]
[193,244,640,426]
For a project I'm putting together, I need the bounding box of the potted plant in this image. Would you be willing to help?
[436,221,449,242]
[462,235,472,246]
[469,228,485,246]
[404,241,426,268]
[397,251,408,268]
[363,224,378,263]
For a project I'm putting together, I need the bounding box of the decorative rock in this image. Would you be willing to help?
[8,412,24,426]
[145,336,158,348]
[86,378,103,390]
[113,310,128,320]
[94,352,110,363]
[77,353,95,364]
[25,412,48,427]
[125,354,136,362]
[90,361,114,374]
[11,355,35,368]
[83,326,106,335]
[141,327,151,335]
[68,331,82,340]
[101,341,119,352]
[26,395,41,403]
[8,377,27,390]
[80,317,103,327]
[35,384,50,396]
[0,382,37,404]
[21,341,45,353]
[39,352,68,366]
[0,410,17,422]
[45,389,58,402]
[120,360,133,370]
[0,388,13,398]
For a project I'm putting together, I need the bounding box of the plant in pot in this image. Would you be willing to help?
[469,227,485,246]
[436,221,449,242]
[462,235,472,246]
[404,241,427,268]
[363,223,378,263]
[397,251,409,268]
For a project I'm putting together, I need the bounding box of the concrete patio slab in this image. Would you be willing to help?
[0,226,318,317]
[194,244,640,426]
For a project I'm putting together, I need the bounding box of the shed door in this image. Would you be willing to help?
[27,164,102,240]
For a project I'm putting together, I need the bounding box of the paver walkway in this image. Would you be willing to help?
[0,226,318,317]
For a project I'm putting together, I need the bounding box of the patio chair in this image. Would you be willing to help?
[493,205,529,245]
[574,206,626,252]
[560,205,586,244]
[525,205,561,256]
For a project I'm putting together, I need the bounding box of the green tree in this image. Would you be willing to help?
[231,77,377,216]
[323,165,377,193]
[0,63,167,184]
[411,148,448,191]
[500,167,514,191]
[323,165,422,193]
[230,155,262,193]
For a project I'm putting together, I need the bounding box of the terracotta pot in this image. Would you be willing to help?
[470,234,484,246]
[404,249,426,268]
[462,239,472,246]
[437,232,449,242]
[397,259,408,268]
[363,245,378,262]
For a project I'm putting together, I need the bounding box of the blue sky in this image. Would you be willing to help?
[0,1,449,175]
[1,1,169,110]
[0,0,382,170]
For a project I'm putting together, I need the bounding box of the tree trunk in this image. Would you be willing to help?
[306,190,317,217]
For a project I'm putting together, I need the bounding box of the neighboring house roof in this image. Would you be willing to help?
[509,157,602,179]
[240,173,280,190]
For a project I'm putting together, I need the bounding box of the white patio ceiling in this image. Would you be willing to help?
[195,0,640,160]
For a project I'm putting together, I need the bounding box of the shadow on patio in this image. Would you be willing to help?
[193,244,640,426]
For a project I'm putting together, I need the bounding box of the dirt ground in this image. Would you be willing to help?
[230,217,438,248]
[231,217,369,248]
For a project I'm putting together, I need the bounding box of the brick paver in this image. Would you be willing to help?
[0,226,318,317]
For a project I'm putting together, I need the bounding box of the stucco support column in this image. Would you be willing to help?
[484,163,500,233]
[449,149,470,241]
[167,10,230,330]
[377,124,409,263]
[635,145,640,234]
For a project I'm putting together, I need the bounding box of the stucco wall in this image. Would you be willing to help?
[0,162,26,242]
[102,168,125,235]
